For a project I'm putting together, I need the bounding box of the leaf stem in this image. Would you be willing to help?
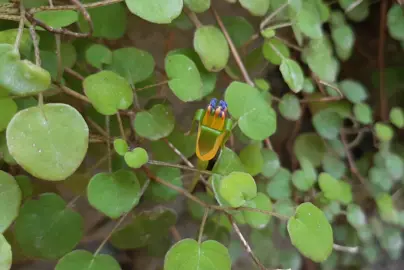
[198,208,209,244]
[183,7,202,28]
[147,160,215,176]
[116,112,127,142]
[260,2,289,30]
[14,2,25,51]
[136,80,169,91]
[105,115,112,173]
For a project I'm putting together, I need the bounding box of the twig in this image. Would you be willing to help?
[65,67,85,81]
[212,8,254,86]
[198,208,209,244]
[228,214,267,270]
[170,226,182,242]
[14,2,25,50]
[136,80,169,91]
[31,0,124,12]
[147,160,215,176]
[105,116,112,173]
[378,0,388,121]
[333,243,359,254]
[86,117,110,139]
[57,83,91,103]
[55,34,63,83]
[116,112,127,141]
[260,2,289,30]
[183,8,202,28]
[274,36,303,52]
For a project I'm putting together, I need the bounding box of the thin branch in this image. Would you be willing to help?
[260,2,289,30]
[105,115,112,173]
[55,34,63,83]
[170,226,182,242]
[212,8,254,86]
[136,80,169,91]
[378,0,388,121]
[14,2,25,51]
[116,112,127,141]
[274,36,303,52]
[147,160,215,176]
[333,243,359,254]
[228,214,267,270]
[183,7,202,28]
[31,0,124,12]
[198,208,209,244]
[64,67,85,81]
[57,83,91,103]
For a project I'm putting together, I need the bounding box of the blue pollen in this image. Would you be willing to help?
[209,98,218,108]
[219,100,227,109]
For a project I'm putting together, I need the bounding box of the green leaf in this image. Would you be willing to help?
[113,138,128,156]
[219,172,257,207]
[14,193,83,259]
[318,172,342,201]
[369,167,392,192]
[294,133,326,167]
[353,102,373,124]
[331,24,355,61]
[109,47,155,84]
[87,170,141,218]
[385,153,404,180]
[296,2,324,39]
[375,122,394,142]
[85,44,112,69]
[55,250,120,270]
[124,147,149,169]
[261,149,280,178]
[266,168,291,200]
[0,234,11,270]
[222,16,254,48]
[280,58,304,93]
[239,142,263,176]
[133,104,175,140]
[164,239,231,270]
[6,104,89,181]
[34,10,78,28]
[78,0,126,39]
[0,96,17,132]
[212,147,245,175]
[83,70,133,115]
[187,192,215,220]
[147,167,182,202]
[339,79,368,104]
[287,202,333,262]
[376,193,397,223]
[387,4,404,41]
[165,54,203,101]
[111,207,177,249]
[262,38,290,65]
[243,192,272,229]
[125,0,183,24]
[339,0,370,22]
[194,25,229,72]
[0,171,21,233]
[347,204,366,228]
[184,0,210,13]
[322,153,346,179]
[15,175,33,200]
[0,28,33,57]
[0,44,51,96]
[312,109,343,140]
[390,107,404,128]
[225,81,276,140]
[292,169,315,192]
[279,93,301,121]
[239,0,270,16]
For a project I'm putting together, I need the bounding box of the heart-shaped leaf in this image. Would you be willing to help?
[124,147,149,168]
[164,239,231,270]
[165,54,203,101]
[280,58,304,93]
[113,138,129,156]
[56,250,120,270]
[0,171,21,233]
[243,192,272,229]
[0,44,51,96]
[83,70,133,115]
[87,170,141,218]
[266,168,291,200]
[225,81,276,140]
[219,172,257,207]
[85,44,112,69]
[14,193,83,259]
[125,0,183,24]
[193,25,229,72]
[133,104,175,140]
[109,47,155,84]
[0,234,11,270]
[6,103,89,181]
[287,202,333,262]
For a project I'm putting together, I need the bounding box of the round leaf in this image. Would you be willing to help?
[184,0,210,13]
[296,3,324,39]
[312,109,343,140]
[6,103,89,181]
[124,147,149,169]
[113,138,128,156]
[347,204,366,228]
[280,58,304,93]
[353,102,373,124]
[164,239,231,270]
[85,44,112,69]
[261,149,280,178]
[294,133,326,166]
[390,107,404,128]
[109,47,155,84]
[318,172,341,200]
[194,25,229,72]
[243,192,272,229]
[0,234,11,270]
[56,250,120,270]
[287,202,333,262]
[239,0,270,16]
[219,172,257,207]
[147,167,182,202]
[266,168,291,200]
[87,170,141,218]
[34,10,78,28]
[165,54,203,101]
[279,93,301,121]
[125,0,183,24]
[339,79,368,104]
[133,104,175,140]
[375,122,394,142]
[83,70,133,115]
[0,171,21,233]
[262,38,290,65]
[0,97,17,132]
[387,4,404,41]
[14,193,83,259]
[292,169,314,192]
[0,44,51,96]
[331,24,355,61]
[239,142,263,176]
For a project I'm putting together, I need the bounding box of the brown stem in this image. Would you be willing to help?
[31,0,123,12]
[378,0,388,121]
